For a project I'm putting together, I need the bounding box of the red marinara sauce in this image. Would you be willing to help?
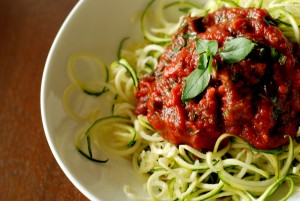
[135,8,300,151]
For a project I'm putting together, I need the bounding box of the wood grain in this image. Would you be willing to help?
[0,0,88,200]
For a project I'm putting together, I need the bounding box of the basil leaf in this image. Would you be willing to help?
[207,54,214,73]
[182,39,217,101]
[195,39,207,54]
[181,37,256,102]
[196,39,218,55]
[207,40,218,55]
[181,67,210,101]
[198,53,208,70]
[220,37,255,63]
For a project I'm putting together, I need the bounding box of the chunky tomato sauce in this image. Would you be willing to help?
[135,8,300,151]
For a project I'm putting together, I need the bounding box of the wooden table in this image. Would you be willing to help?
[0,0,88,200]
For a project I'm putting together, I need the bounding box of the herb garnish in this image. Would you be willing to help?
[219,37,255,63]
[181,37,255,101]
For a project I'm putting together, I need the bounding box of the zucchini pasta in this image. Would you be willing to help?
[63,0,300,200]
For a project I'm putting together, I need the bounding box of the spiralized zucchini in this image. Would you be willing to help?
[63,0,300,200]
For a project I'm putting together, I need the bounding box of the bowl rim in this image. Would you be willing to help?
[40,0,96,200]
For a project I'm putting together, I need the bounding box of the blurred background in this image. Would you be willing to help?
[0,0,88,200]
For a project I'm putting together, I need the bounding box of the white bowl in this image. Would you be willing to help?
[41,0,148,200]
[41,0,300,200]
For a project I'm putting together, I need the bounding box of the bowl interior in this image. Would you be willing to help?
[41,0,148,200]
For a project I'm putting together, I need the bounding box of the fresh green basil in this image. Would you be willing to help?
[182,39,215,101]
[208,40,218,55]
[207,54,214,73]
[181,67,210,101]
[181,37,255,101]
[219,37,255,63]
[198,53,208,70]
[196,39,218,55]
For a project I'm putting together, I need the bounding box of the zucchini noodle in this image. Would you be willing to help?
[63,0,300,200]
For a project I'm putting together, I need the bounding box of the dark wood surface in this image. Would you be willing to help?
[0,0,88,200]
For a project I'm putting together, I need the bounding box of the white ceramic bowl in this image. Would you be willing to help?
[41,0,300,200]
[41,0,148,200]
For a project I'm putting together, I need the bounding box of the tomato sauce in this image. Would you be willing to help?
[135,8,300,151]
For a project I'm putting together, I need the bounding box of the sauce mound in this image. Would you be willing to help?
[135,8,300,151]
